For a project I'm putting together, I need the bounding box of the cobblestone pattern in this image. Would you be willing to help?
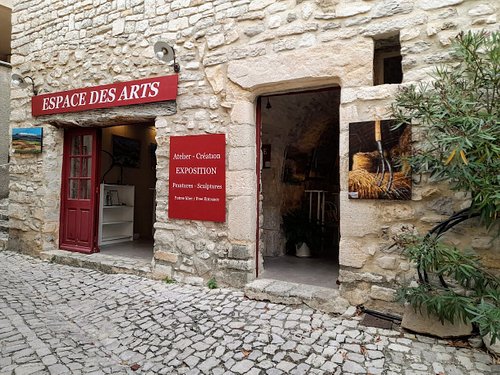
[0,252,497,375]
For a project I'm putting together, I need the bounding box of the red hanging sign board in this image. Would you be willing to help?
[168,134,226,222]
[31,75,178,116]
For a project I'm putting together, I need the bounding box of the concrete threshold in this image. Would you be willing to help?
[41,249,153,279]
[244,278,351,315]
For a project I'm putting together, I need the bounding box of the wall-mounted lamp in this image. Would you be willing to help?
[11,74,38,95]
[154,41,180,73]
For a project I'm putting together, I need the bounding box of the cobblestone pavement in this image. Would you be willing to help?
[0,251,497,375]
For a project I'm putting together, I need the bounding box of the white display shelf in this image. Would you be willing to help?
[98,184,135,246]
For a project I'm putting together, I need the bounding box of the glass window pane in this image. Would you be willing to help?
[81,157,90,177]
[69,180,78,199]
[70,158,80,177]
[82,135,92,155]
[80,179,90,200]
[71,136,81,155]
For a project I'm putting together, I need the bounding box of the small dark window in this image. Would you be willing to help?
[373,34,403,85]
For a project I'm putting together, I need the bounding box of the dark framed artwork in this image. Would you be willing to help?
[12,127,43,154]
[348,120,411,200]
[112,135,141,168]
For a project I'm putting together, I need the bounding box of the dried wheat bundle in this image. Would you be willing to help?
[348,169,411,199]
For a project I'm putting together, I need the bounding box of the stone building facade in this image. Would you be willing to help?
[9,0,499,311]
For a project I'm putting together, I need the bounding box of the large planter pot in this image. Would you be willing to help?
[401,305,473,338]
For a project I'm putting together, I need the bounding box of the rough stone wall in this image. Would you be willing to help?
[9,0,499,307]
[0,63,10,198]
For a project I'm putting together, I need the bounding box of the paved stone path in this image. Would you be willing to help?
[0,251,497,375]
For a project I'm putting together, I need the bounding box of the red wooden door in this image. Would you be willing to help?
[60,128,100,253]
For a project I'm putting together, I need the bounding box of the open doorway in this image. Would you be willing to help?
[98,124,156,261]
[259,88,340,288]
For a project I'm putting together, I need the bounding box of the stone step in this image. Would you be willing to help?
[244,278,350,315]
[41,249,154,279]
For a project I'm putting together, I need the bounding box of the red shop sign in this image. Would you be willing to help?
[31,75,178,116]
[168,134,226,222]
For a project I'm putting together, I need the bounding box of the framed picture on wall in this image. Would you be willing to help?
[348,120,411,200]
[112,135,141,168]
[12,127,43,154]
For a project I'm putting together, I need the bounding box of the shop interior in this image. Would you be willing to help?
[98,124,156,261]
[259,88,341,288]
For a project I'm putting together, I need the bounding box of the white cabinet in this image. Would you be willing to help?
[98,184,134,246]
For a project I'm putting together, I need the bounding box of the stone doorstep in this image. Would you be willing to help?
[40,249,153,279]
[244,278,351,315]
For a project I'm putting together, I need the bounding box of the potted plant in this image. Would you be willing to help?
[391,30,499,348]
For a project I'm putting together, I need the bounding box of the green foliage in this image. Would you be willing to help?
[207,277,218,289]
[396,233,500,343]
[392,30,500,344]
[164,276,176,284]
[392,30,500,227]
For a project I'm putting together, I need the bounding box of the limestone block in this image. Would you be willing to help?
[171,0,190,10]
[484,333,500,356]
[372,0,414,18]
[339,270,384,283]
[228,147,255,171]
[389,223,417,238]
[471,236,493,250]
[218,258,253,271]
[205,65,225,94]
[193,257,212,276]
[401,305,473,338]
[341,286,370,306]
[228,196,256,241]
[418,0,464,11]
[229,244,252,260]
[339,195,380,238]
[152,264,172,280]
[244,24,265,37]
[376,256,398,270]
[335,3,372,18]
[468,4,495,17]
[112,19,125,36]
[370,285,396,302]
[360,14,426,37]
[339,239,370,268]
[230,101,255,125]
[154,229,176,245]
[227,170,255,196]
[168,17,189,31]
[268,15,281,29]
[228,124,255,147]
[380,204,416,221]
[176,238,195,255]
[227,40,371,90]
[154,251,179,264]
[207,34,225,49]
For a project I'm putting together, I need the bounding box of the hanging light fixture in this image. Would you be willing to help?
[266,97,272,109]
[153,41,180,73]
[11,74,38,95]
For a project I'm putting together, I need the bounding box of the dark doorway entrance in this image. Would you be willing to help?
[97,124,156,260]
[257,88,341,288]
